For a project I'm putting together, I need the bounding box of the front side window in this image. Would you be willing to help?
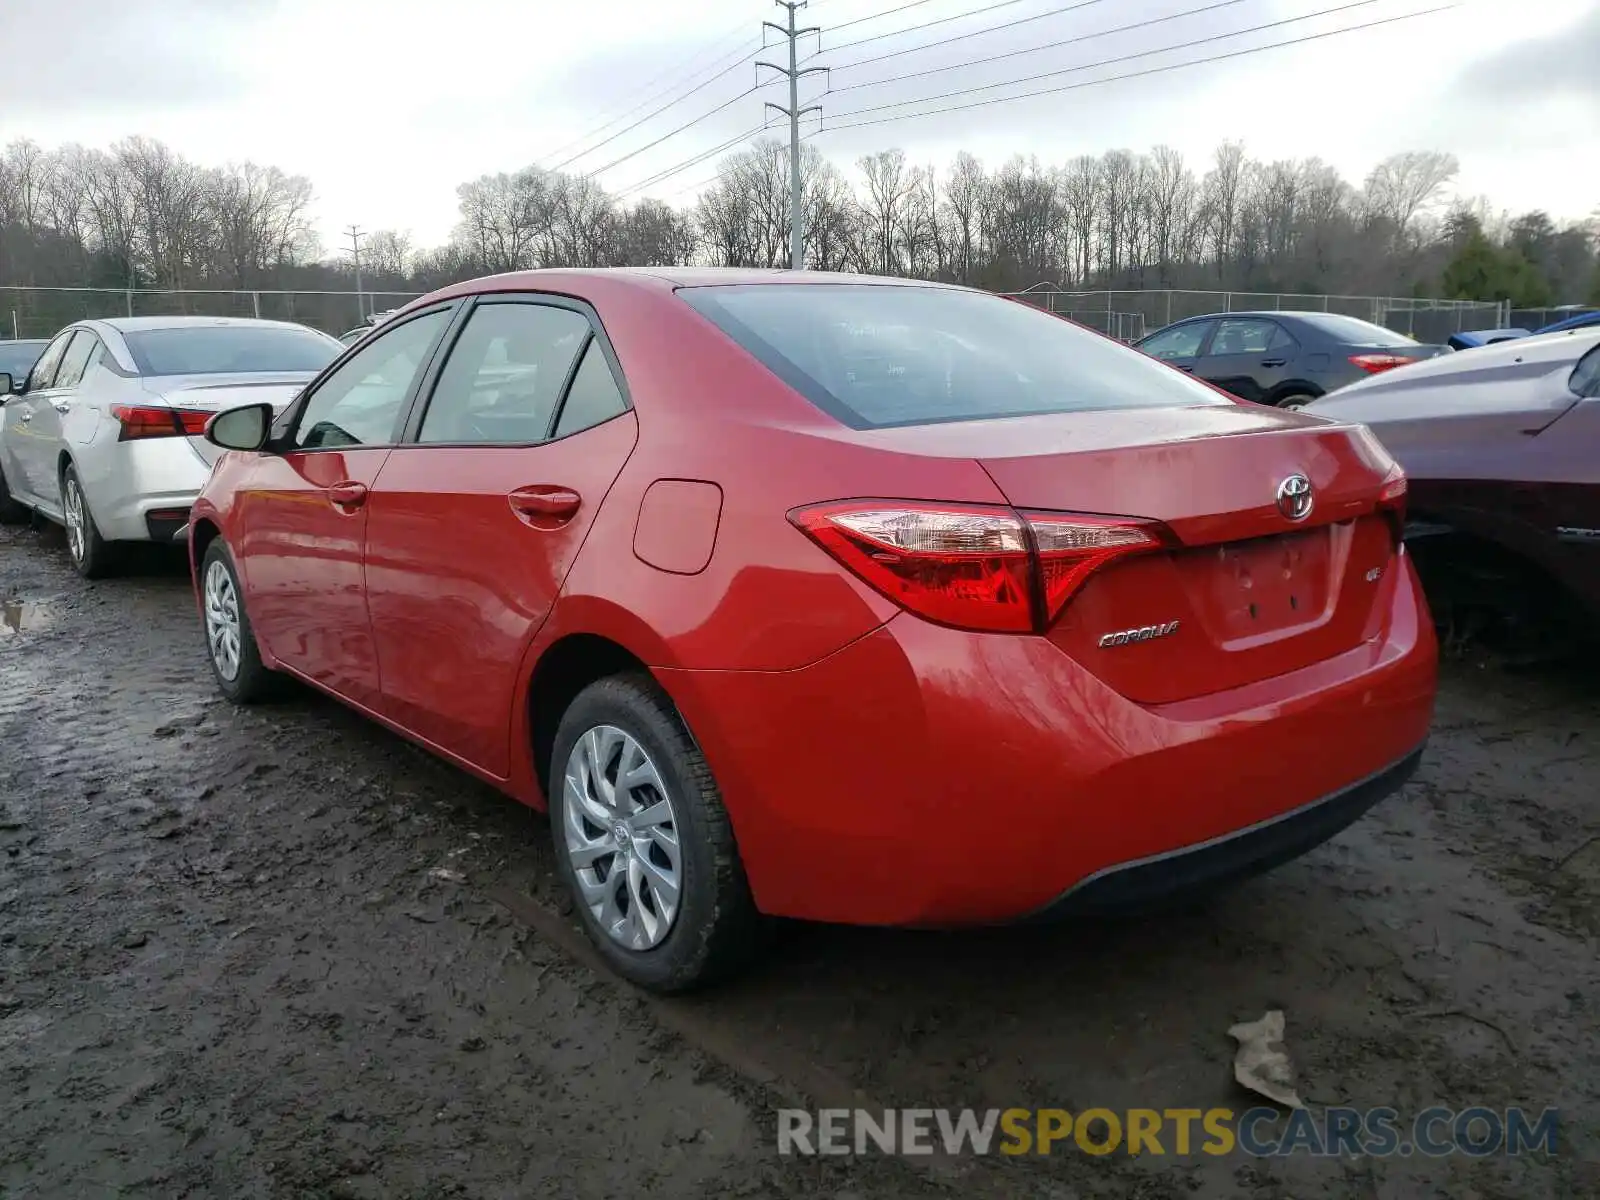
[1208,318,1278,356]
[1139,321,1214,361]
[418,302,590,444]
[292,310,450,450]
[26,331,74,391]
[52,332,100,390]
[124,324,342,377]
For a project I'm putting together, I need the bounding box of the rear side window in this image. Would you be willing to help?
[680,285,1228,429]
[1570,342,1600,398]
[53,332,100,389]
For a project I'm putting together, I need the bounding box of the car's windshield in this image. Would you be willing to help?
[0,341,46,379]
[679,284,1228,429]
[1297,314,1417,347]
[123,325,341,377]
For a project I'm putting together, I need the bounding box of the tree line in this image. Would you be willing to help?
[1,134,1595,337]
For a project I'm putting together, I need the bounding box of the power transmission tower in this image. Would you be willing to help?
[343,225,367,321]
[757,2,826,271]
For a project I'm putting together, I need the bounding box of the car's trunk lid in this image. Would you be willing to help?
[141,372,315,466]
[964,406,1401,704]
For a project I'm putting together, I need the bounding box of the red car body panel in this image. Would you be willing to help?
[191,268,1438,927]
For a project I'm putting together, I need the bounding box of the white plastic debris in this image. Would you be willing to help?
[1227,1009,1304,1109]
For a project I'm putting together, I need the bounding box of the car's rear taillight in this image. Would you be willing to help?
[1349,353,1413,374]
[1376,472,1408,548]
[788,500,1166,633]
[112,405,212,441]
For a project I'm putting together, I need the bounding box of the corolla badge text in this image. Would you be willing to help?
[1098,620,1180,649]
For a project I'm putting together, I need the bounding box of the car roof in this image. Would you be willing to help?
[414,266,963,307]
[84,316,325,334]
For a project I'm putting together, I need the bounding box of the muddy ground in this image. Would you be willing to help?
[1,521,1595,1200]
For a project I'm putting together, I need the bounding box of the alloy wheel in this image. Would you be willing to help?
[203,559,243,681]
[562,724,683,951]
[62,477,86,565]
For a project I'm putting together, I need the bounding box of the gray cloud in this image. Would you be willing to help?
[0,0,270,115]
[1453,3,1600,107]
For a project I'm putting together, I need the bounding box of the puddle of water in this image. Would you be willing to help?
[1,598,57,639]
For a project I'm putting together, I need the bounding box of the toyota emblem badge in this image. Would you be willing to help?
[1276,473,1313,522]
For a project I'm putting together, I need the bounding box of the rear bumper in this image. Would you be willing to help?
[657,549,1438,927]
[76,436,208,543]
[1030,744,1424,918]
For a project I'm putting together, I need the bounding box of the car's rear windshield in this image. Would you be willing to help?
[0,342,46,378]
[123,326,341,377]
[677,284,1229,429]
[1295,314,1417,348]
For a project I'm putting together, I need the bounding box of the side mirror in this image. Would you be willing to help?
[206,401,274,452]
[0,373,12,397]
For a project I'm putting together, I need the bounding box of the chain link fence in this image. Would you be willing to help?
[2,284,1514,346]
[1,287,425,341]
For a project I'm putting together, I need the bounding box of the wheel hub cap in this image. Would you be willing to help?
[203,560,243,682]
[562,725,682,952]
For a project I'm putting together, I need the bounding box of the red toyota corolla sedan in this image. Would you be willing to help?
[189,269,1437,991]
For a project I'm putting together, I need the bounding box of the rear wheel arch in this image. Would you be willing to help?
[1266,381,1324,407]
[527,633,657,798]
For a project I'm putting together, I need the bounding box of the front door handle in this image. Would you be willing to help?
[326,480,369,509]
[508,485,582,524]
[1178,365,1194,373]
[1260,358,1287,368]
[18,411,30,422]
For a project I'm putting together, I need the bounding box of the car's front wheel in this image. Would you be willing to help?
[550,674,762,992]
[60,463,118,578]
[200,539,280,703]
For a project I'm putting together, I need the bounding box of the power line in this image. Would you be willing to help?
[819,3,1453,131]
[548,46,764,173]
[537,29,760,168]
[827,0,942,34]
[817,0,1040,56]
[615,121,773,198]
[832,0,1414,120]
[582,82,772,180]
[831,0,1245,88]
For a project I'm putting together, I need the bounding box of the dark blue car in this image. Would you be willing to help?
[1133,311,1443,408]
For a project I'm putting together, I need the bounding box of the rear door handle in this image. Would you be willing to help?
[1260,358,1287,368]
[508,485,582,523]
[18,411,30,422]
[52,401,71,414]
[326,481,369,508]
[1178,365,1194,373]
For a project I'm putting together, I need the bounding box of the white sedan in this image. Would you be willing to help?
[0,316,343,578]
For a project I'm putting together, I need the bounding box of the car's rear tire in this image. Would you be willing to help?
[60,462,119,579]
[200,539,281,703]
[550,673,762,992]
[1277,392,1317,410]
[0,464,27,524]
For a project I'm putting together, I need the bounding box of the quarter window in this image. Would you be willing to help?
[292,309,450,450]
[1140,321,1213,360]
[419,302,590,445]
[553,340,627,439]
[52,332,100,390]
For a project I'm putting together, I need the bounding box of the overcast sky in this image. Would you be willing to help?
[1,0,1595,256]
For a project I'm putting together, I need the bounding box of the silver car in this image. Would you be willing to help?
[0,316,343,578]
